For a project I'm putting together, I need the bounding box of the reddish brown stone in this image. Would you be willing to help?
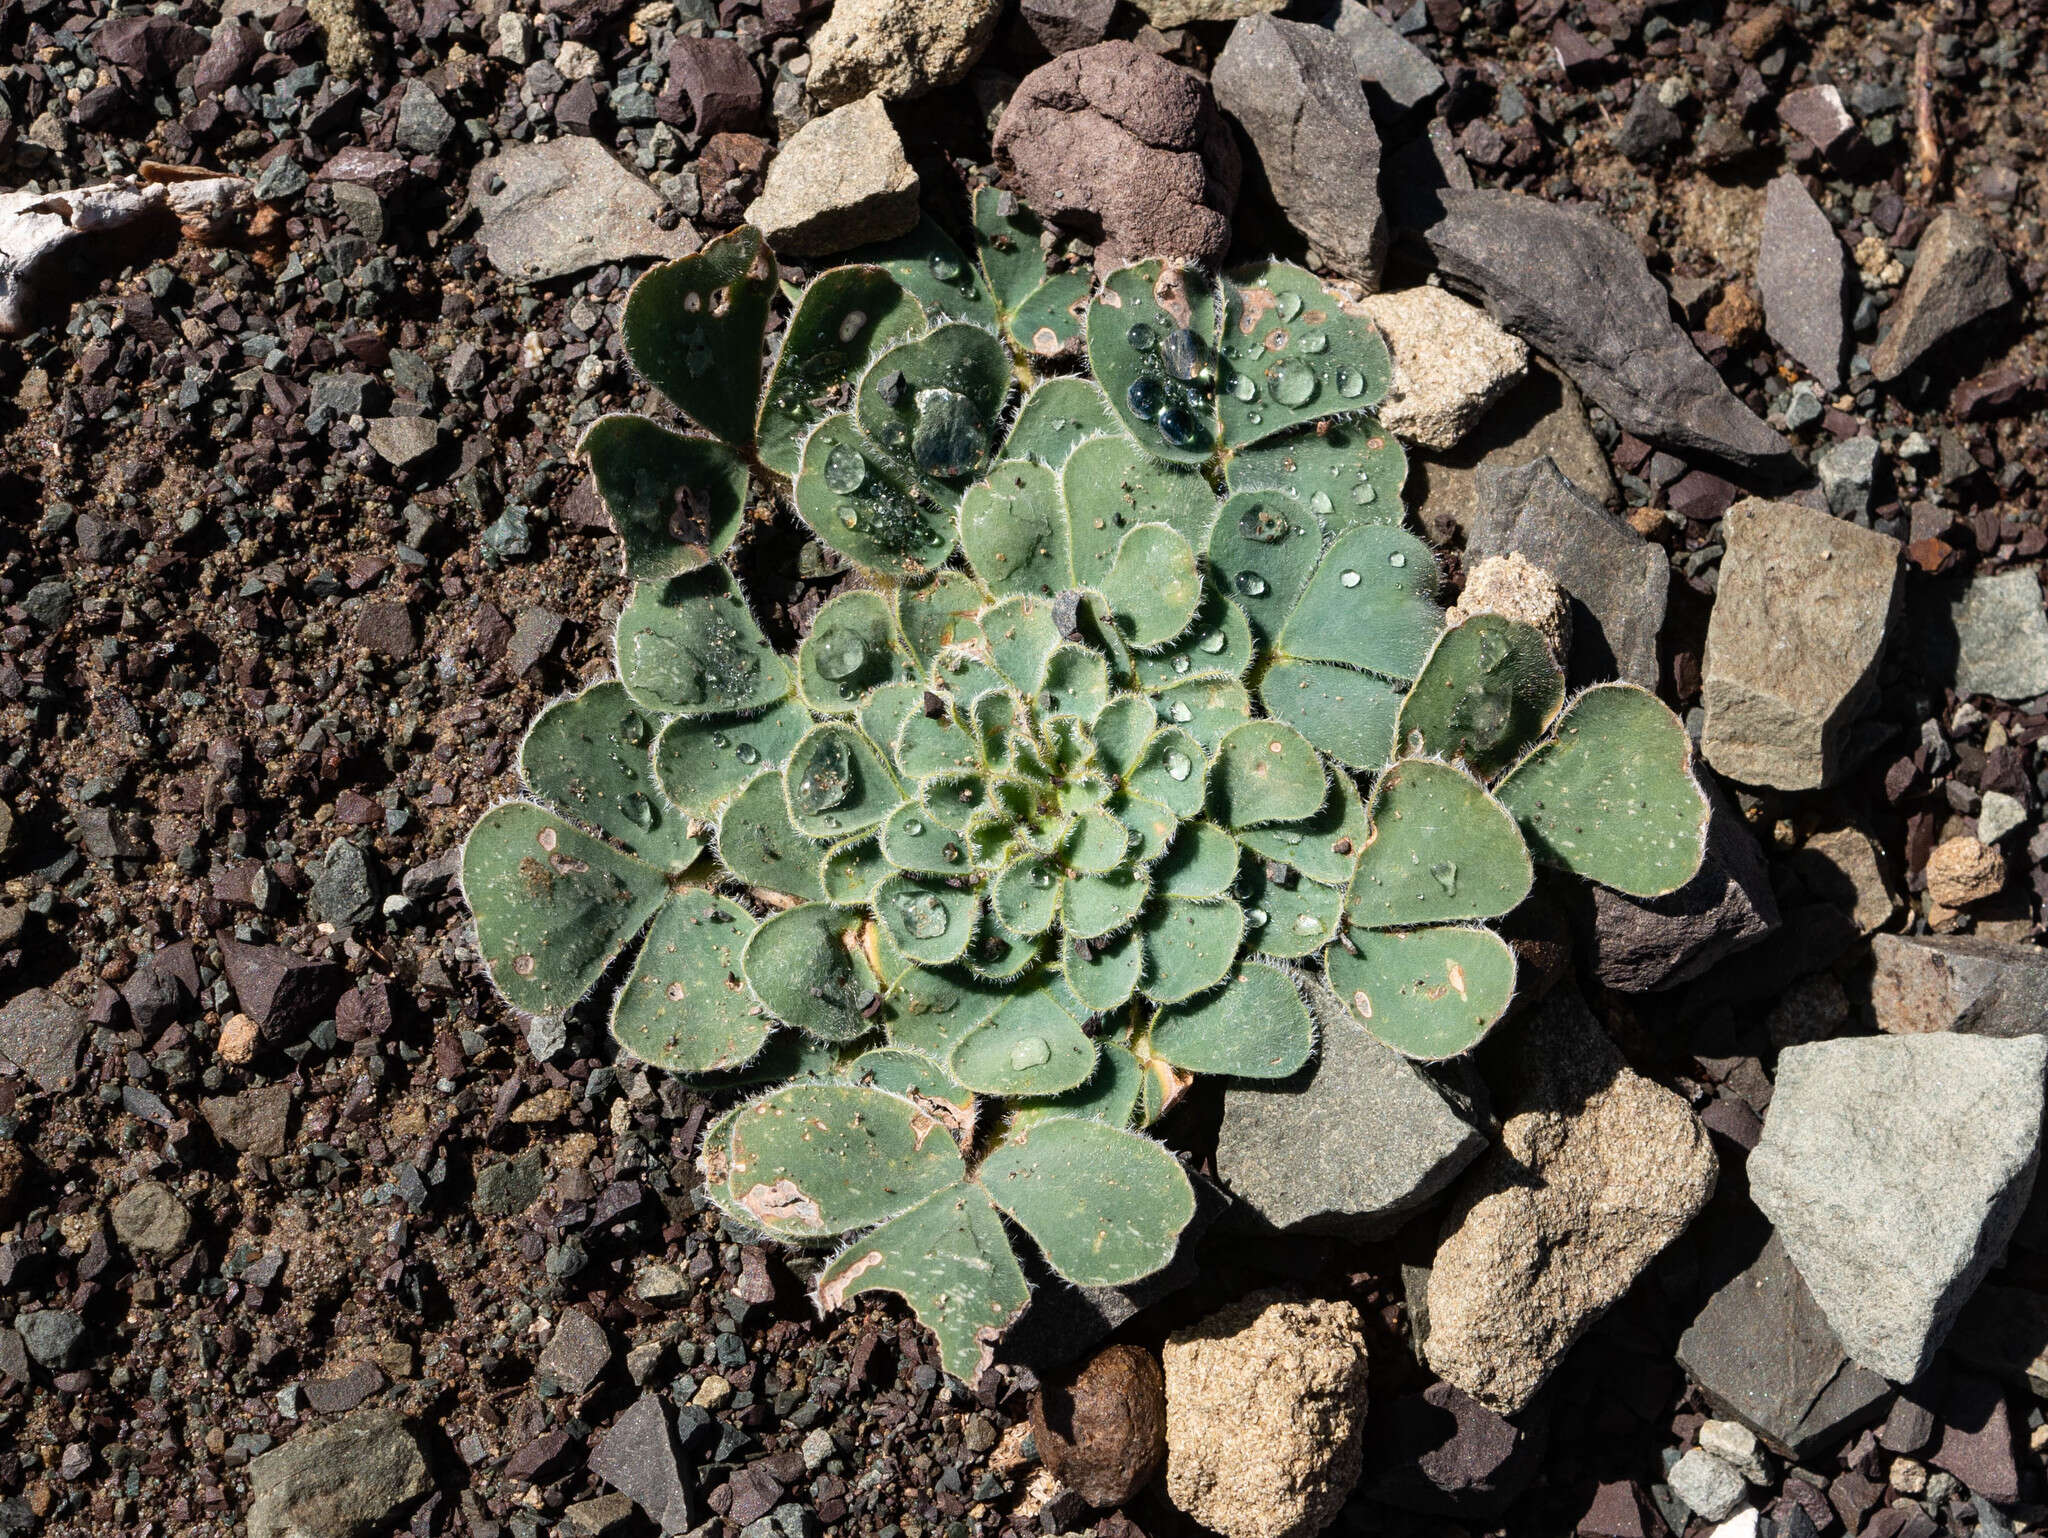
[1030,1343,1167,1507]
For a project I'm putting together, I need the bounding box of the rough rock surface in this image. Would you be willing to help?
[1868,210,2013,381]
[1755,173,1846,388]
[1924,835,2007,907]
[1938,569,2048,702]
[245,1409,432,1538]
[744,96,920,256]
[1700,497,1901,790]
[994,42,1240,267]
[1749,1033,2048,1381]
[111,1180,192,1255]
[1425,991,1717,1413]
[1670,1447,1748,1522]
[1782,826,1896,935]
[1868,931,2048,1037]
[1211,15,1387,286]
[0,986,86,1092]
[468,137,700,282]
[1466,454,1662,687]
[1214,994,1485,1240]
[1030,1344,1167,1507]
[1129,0,1281,25]
[1358,1379,1542,1518]
[1332,0,1445,118]
[805,0,1002,108]
[1677,1228,1892,1459]
[1448,552,1570,661]
[1414,189,1795,472]
[1360,285,1527,448]
[1164,1292,1371,1538]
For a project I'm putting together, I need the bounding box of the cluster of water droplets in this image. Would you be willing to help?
[1121,320,1213,453]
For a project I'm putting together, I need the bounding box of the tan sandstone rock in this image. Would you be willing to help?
[1164,1291,1370,1538]
[1448,551,1571,663]
[1425,991,1717,1414]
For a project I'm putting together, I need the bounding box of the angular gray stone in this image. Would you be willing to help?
[1669,1448,1747,1523]
[16,1309,85,1369]
[1780,825,1895,934]
[1870,210,2013,381]
[1467,454,1664,688]
[540,1307,612,1395]
[202,1083,293,1156]
[1676,1229,1892,1459]
[1212,15,1387,287]
[1215,984,1485,1240]
[366,416,439,469]
[1330,0,1443,120]
[1867,932,2048,1038]
[1938,570,2048,703]
[588,1392,696,1534]
[469,136,701,283]
[1817,435,1882,519]
[313,839,380,926]
[246,1409,432,1538]
[1700,497,1901,790]
[744,95,920,257]
[394,81,456,155]
[1577,775,1780,992]
[1413,189,1795,473]
[1613,88,1684,163]
[1750,1033,2048,1382]
[1756,174,1845,389]
[0,987,86,1092]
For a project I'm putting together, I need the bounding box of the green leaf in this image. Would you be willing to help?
[1494,683,1710,898]
[578,415,749,579]
[948,989,1097,1096]
[1086,260,1222,464]
[897,571,987,681]
[1131,595,1254,689]
[959,458,1070,599]
[992,856,1061,937]
[846,1046,976,1122]
[1152,821,1240,900]
[1140,896,1244,1003]
[862,681,931,775]
[880,800,971,876]
[1151,678,1255,756]
[1238,775,1368,886]
[655,698,812,821]
[1325,924,1517,1060]
[1206,489,1324,645]
[1125,728,1206,816]
[1062,435,1216,582]
[1060,867,1150,940]
[740,902,880,1042]
[855,323,1013,504]
[784,723,903,838]
[1003,378,1117,468]
[1347,759,1533,929]
[1062,808,1131,873]
[1091,695,1155,777]
[979,1117,1195,1286]
[1258,659,1404,772]
[462,803,668,1019]
[1013,1039,1144,1128]
[980,594,1064,695]
[1215,262,1393,449]
[717,771,826,902]
[757,265,925,477]
[714,1082,966,1238]
[1222,416,1407,533]
[883,964,1007,1056]
[1397,615,1565,779]
[615,567,790,718]
[612,893,770,1074]
[521,682,701,873]
[1100,522,1203,649]
[623,225,776,448]
[793,413,955,578]
[797,589,906,714]
[874,874,979,965]
[1006,270,1093,359]
[1111,792,1180,866]
[1277,526,1442,684]
[962,909,1046,980]
[974,186,1054,314]
[821,833,893,903]
[1239,859,1345,958]
[1061,928,1143,1012]
[1150,958,1314,1078]
[814,1183,1029,1385]
[1210,721,1327,829]
[1040,643,1112,719]
[844,215,997,327]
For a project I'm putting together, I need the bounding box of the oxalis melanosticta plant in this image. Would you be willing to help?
[459,191,1711,1381]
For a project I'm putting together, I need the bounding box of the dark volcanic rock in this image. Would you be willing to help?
[1030,1344,1167,1507]
[994,41,1241,267]
[1411,189,1796,472]
[1869,210,2014,381]
[1757,173,1846,389]
[0,988,87,1092]
[588,1392,695,1533]
[219,941,344,1037]
[658,37,763,135]
[1360,1380,1543,1517]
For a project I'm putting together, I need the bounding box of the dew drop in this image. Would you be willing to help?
[619,710,649,746]
[1126,377,1165,422]
[911,388,989,479]
[896,891,951,940]
[1388,550,1406,567]
[822,442,867,494]
[1246,908,1268,928]
[838,509,859,529]
[1163,749,1192,781]
[735,742,761,765]
[1234,569,1268,598]
[1126,321,1159,352]
[1276,291,1303,321]
[1156,404,1204,450]
[1352,481,1378,505]
[1427,859,1461,897]
[929,252,962,281]
[1267,358,1317,407]
[1169,701,1193,723]
[1339,569,1361,588]
[1171,655,1191,675]
[1337,368,1366,398]
[837,309,868,343]
[711,732,730,750]
[1231,371,1257,401]
[1160,327,1201,382]
[903,817,925,837]
[790,735,853,814]
[1310,490,1334,517]
[1238,504,1289,544]
[1197,631,1226,654]
[1029,867,1054,888]
[1299,331,1329,354]
[625,792,655,829]
[1291,912,1324,936]
[1008,1035,1052,1070]
[813,626,869,683]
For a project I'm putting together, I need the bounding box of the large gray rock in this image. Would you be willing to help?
[1700,496,1901,790]
[0,987,86,1092]
[1466,454,1664,688]
[1330,0,1443,120]
[1576,775,1779,992]
[1868,932,2048,1038]
[1211,16,1386,287]
[1425,991,1718,1413]
[1756,174,1845,389]
[1215,987,1485,1241]
[1409,358,1618,540]
[246,1409,432,1538]
[468,137,700,282]
[1412,189,1795,473]
[1869,210,2013,381]
[588,1392,695,1533]
[1676,1229,1892,1459]
[1933,569,2048,703]
[1749,1033,2048,1382]
[744,95,920,257]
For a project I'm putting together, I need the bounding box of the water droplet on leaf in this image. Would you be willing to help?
[1337,368,1365,398]
[1267,358,1317,408]
[896,891,950,940]
[1126,321,1158,352]
[1299,331,1328,353]
[1008,1035,1052,1070]
[1339,569,1361,588]
[1163,749,1192,781]
[813,626,868,683]
[1430,860,1458,895]
[822,443,866,494]
[1197,631,1226,654]
[1292,912,1324,935]
[1126,377,1164,422]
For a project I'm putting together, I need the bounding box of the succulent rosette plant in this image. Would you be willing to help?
[460,192,1710,1380]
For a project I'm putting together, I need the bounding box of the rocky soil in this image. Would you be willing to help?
[2,0,2048,1532]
